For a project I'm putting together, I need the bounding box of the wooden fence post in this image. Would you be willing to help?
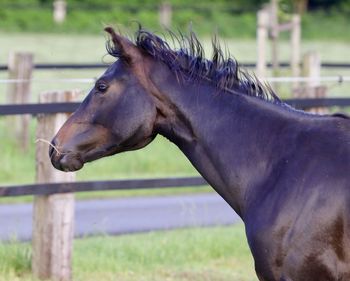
[33,90,80,281]
[302,51,320,91]
[301,52,327,113]
[291,14,301,90]
[257,1,302,96]
[270,0,279,76]
[53,0,67,24]
[159,2,172,28]
[256,7,269,78]
[6,52,33,151]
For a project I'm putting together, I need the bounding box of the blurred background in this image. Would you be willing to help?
[0,1,349,280]
[1,0,349,185]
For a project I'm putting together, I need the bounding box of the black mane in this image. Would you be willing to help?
[107,26,281,104]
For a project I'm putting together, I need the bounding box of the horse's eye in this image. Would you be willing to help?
[96,82,108,93]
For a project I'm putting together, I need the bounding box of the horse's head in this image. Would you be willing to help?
[50,27,162,171]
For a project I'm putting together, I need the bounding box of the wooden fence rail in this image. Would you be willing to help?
[0,102,80,115]
[0,177,208,197]
[1,61,350,71]
[1,98,350,116]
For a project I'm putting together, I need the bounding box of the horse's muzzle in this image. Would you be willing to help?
[49,139,84,172]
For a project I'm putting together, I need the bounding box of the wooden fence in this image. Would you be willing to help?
[256,1,301,79]
[2,98,350,116]
[1,61,350,72]
[0,177,207,197]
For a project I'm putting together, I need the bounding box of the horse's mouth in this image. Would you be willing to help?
[83,145,120,163]
[51,152,85,172]
[50,135,156,172]
[50,145,119,172]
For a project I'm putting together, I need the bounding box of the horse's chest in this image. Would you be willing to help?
[245,223,288,280]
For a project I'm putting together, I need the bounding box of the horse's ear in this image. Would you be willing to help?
[104,26,141,63]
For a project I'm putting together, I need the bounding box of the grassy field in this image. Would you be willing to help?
[1,1,350,41]
[0,224,257,281]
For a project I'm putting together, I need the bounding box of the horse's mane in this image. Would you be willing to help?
[106,26,281,104]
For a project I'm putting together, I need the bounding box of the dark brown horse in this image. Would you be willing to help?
[50,26,350,281]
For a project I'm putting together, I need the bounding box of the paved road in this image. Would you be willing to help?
[0,193,241,241]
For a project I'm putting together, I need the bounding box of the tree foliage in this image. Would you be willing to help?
[1,0,350,11]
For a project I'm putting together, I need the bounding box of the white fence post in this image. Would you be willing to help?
[256,7,269,78]
[301,52,327,113]
[159,2,172,28]
[291,14,301,90]
[270,0,279,76]
[53,0,67,24]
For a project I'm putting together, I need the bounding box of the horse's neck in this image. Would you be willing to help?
[153,77,299,217]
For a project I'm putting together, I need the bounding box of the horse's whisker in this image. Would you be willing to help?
[35,138,65,156]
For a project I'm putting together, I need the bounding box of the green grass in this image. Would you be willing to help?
[0,240,32,281]
[302,10,350,41]
[0,224,257,281]
[1,2,350,41]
